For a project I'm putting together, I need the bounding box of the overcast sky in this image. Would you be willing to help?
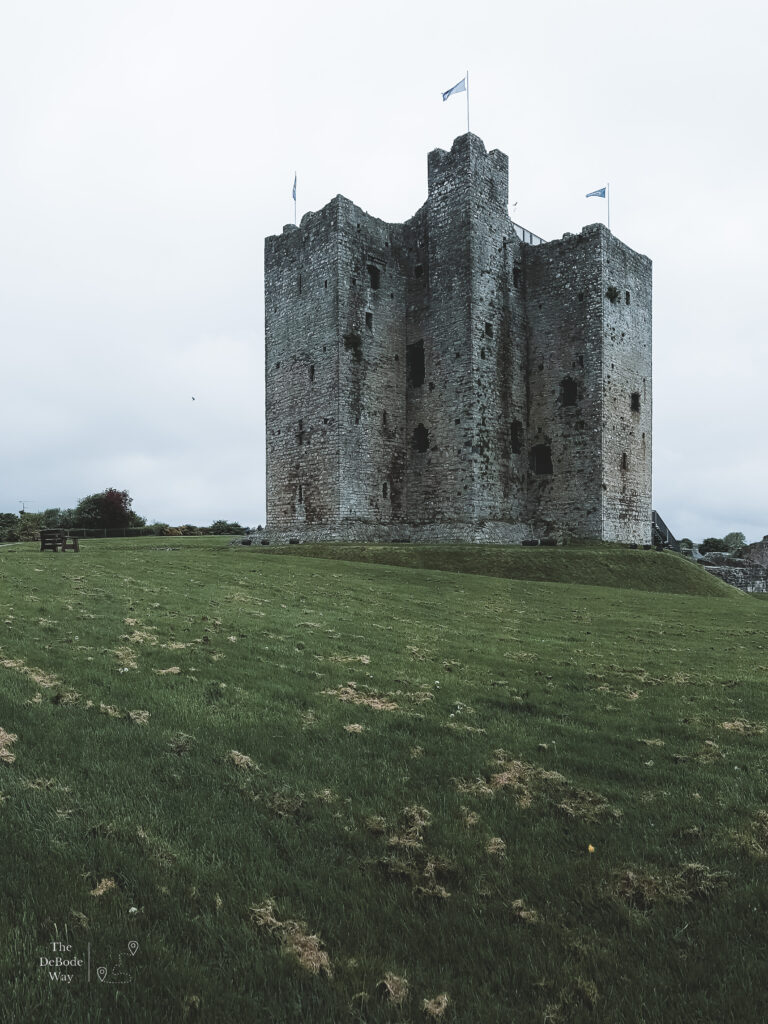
[2,0,766,540]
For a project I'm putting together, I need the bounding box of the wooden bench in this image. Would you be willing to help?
[39,530,79,552]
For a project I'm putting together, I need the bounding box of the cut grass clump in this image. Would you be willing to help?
[613,862,729,910]
[251,898,333,978]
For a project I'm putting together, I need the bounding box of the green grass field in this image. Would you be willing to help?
[1,537,766,1023]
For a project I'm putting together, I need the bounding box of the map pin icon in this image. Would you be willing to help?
[97,967,107,982]
[128,941,139,956]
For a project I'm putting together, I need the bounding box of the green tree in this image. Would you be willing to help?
[0,513,20,541]
[699,537,727,554]
[17,512,43,541]
[209,520,244,535]
[723,531,746,554]
[71,489,146,530]
[41,508,65,528]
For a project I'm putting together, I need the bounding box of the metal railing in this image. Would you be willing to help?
[512,222,546,246]
[652,510,680,551]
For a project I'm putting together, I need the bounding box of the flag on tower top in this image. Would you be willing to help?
[442,78,466,101]
[586,187,606,199]
[292,173,297,201]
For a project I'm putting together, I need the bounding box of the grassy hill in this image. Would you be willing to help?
[1,537,766,1023]
[251,540,737,597]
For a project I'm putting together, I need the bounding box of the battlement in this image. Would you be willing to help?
[263,134,652,545]
[427,133,509,210]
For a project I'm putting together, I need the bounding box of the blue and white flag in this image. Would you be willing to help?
[292,173,297,201]
[442,78,466,102]
[586,187,606,199]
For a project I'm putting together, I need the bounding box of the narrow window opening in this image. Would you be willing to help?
[365,311,373,329]
[297,419,304,445]
[560,377,578,406]
[298,484,303,503]
[275,361,280,370]
[394,354,399,362]
[366,264,380,289]
[510,420,523,454]
[351,277,356,285]
[529,444,553,475]
[322,345,326,352]
[454,417,461,425]
[298,274,302,294]
[406,340,425,388]
[382,410,387,425]
[625,291,631,305]
[513,267,521,289]
[485,322,493,337]
[324,280,327,289]
[414,264,424,278]
[343,333,362,362]
[355,415,359,425]
[412,423,429,452]
[631,391,641,412]
[480,348,486,359]
[390,292,394,298]
[578,291,584,302]
[622,452,628,470]
[309,364,315,382]
[382,482,388,498]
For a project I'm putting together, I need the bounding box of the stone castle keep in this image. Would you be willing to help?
[264,133,652,545]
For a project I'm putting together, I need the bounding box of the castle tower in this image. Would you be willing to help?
[263,134,652,545]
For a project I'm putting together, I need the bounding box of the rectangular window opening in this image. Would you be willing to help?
[406,339,425,388]
[365,312,373,330]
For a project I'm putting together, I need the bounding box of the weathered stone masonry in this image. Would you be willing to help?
[264,133,652,544]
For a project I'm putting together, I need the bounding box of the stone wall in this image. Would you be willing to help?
[701,564,768,593]
[262,133,652,545]
[744,537,768,568]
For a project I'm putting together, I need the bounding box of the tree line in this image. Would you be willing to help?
[0,489,249,541]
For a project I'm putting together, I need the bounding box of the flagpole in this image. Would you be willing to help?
[466,69,470,134]
[294,172,297,226]
[607,182,610,232]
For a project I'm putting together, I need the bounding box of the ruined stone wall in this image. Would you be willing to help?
[702,564,768,593]
[335,199,409,526]
[600,231,652,544]
[264,202,342,530]
[466,141,528,525]
[523,224,651,543]
[524,229,605,539]
[402,138,475,522]
[744,537,768,568]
